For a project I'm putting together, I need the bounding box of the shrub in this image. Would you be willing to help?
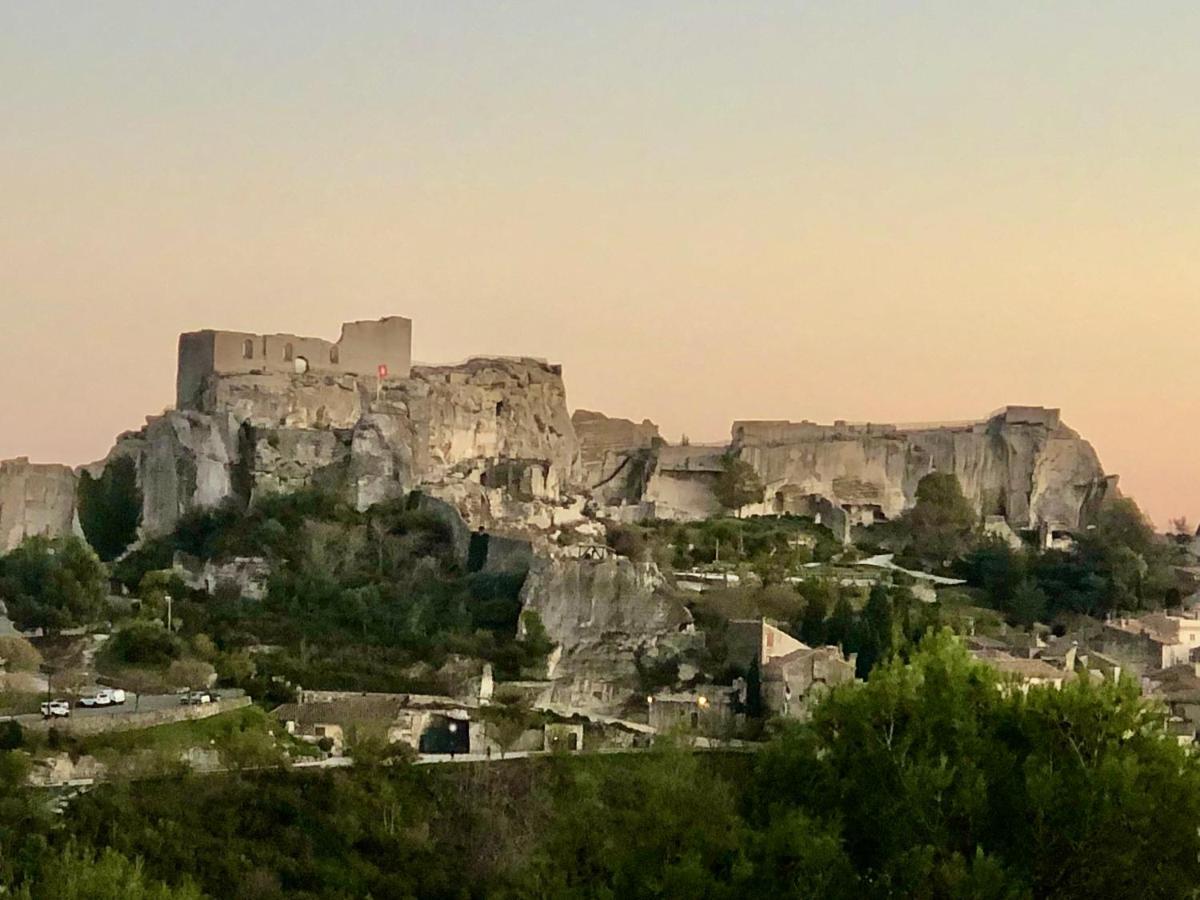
[0,721,23,751]
[106,624,183,668]
[76,456,142,562]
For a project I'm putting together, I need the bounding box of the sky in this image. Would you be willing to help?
[1,2,1197,528]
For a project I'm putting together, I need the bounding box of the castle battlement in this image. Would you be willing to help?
[176,316,412,410]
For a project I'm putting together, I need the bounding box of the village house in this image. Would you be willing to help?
[1103,611,1200,671]
[969,648,1073,692]
[725,617,856,720]
[762,644,857,720]
[647,684,740,735]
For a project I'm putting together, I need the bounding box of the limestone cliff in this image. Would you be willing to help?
[572,410,660,509]
[587,406,1113,533]
[93,356,583,539]
[519,554,696,712]
[0,459,78,552]
[729,407,1111,530]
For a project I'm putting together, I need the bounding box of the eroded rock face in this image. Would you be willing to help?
[100,411,241,537]
[0,458,78,552]
[519,555,694,711]
[633,407,1114,531]
[572,410,660,506]
[89,356,583,538]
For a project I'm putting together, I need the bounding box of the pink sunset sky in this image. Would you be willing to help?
[1,3,1197,527]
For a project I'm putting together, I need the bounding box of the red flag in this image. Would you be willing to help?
[377,364,388,379]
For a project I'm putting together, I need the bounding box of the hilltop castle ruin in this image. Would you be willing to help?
[0,314,1116,556]
[177,316,412,410]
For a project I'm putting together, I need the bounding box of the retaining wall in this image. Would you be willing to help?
[24,697,251,737]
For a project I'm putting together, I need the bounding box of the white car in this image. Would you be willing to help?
[79,691,113,708]
[109,689,127,705]
[40,700,71,718]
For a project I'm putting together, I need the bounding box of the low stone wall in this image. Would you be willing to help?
[24,697,250,737]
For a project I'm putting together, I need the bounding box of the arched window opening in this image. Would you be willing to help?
[329,346,339,365]
[294,356,309,375]
[242,339,254,360]
[283,343,294,362]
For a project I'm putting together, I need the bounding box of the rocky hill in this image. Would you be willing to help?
[577,406,1116,535]
[0,322,1116,555]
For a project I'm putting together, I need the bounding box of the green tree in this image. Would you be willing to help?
[796,582,832,646]
[713,454,765,515]
[0,721,22,751]
[745,657,764,719]
[901,472,978,566]
[18,845,204,900]
[1074,496,1177,613]
[512,745,745,896]
[0,536,108,636]
[1006,579,1047,627]
[826,595,857,652]
[76,456,143,562]
[0,636,42,672]
[854,584,894,677]
[754,632,1200,897]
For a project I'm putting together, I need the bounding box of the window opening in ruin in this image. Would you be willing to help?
[329,346,339,364]
[496,401,505,416]
[294,356,309,375]
[284,343,294,362]
[242,339,254,360]
[690,712,699,728]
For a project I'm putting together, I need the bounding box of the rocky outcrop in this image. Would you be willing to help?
[86,356,583,539]
[0,458,78,552]
[628,407,1114,532]
[730,407,1113,530]
[100,411,241,537]
[519,555,695,711]
[573,410,660,507]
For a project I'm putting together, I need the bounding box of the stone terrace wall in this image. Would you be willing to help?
[23,697,250,737]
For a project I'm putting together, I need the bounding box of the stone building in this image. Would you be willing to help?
[176,316,412,410]
[648,685,740,735]
[726,618,856,719]
[969,648,1074,692]
[1103,612,1200,671]
[762,645,856,719]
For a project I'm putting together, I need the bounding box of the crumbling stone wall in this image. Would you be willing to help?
[177,316,412,410]
[0,458,78,552]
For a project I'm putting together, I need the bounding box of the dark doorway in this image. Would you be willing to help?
[419,716,470,755]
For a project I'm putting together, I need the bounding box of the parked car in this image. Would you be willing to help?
[180,692,213,706]
[109,689,127,705]
[79,691,113,708]
[40,700,71,718]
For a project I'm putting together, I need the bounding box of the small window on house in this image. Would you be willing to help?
[242,339,254,360]
[283,343,294,362]
[315,726,326,737]
[329,346,339,365]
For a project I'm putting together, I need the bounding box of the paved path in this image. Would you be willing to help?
[4,691,246,728]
